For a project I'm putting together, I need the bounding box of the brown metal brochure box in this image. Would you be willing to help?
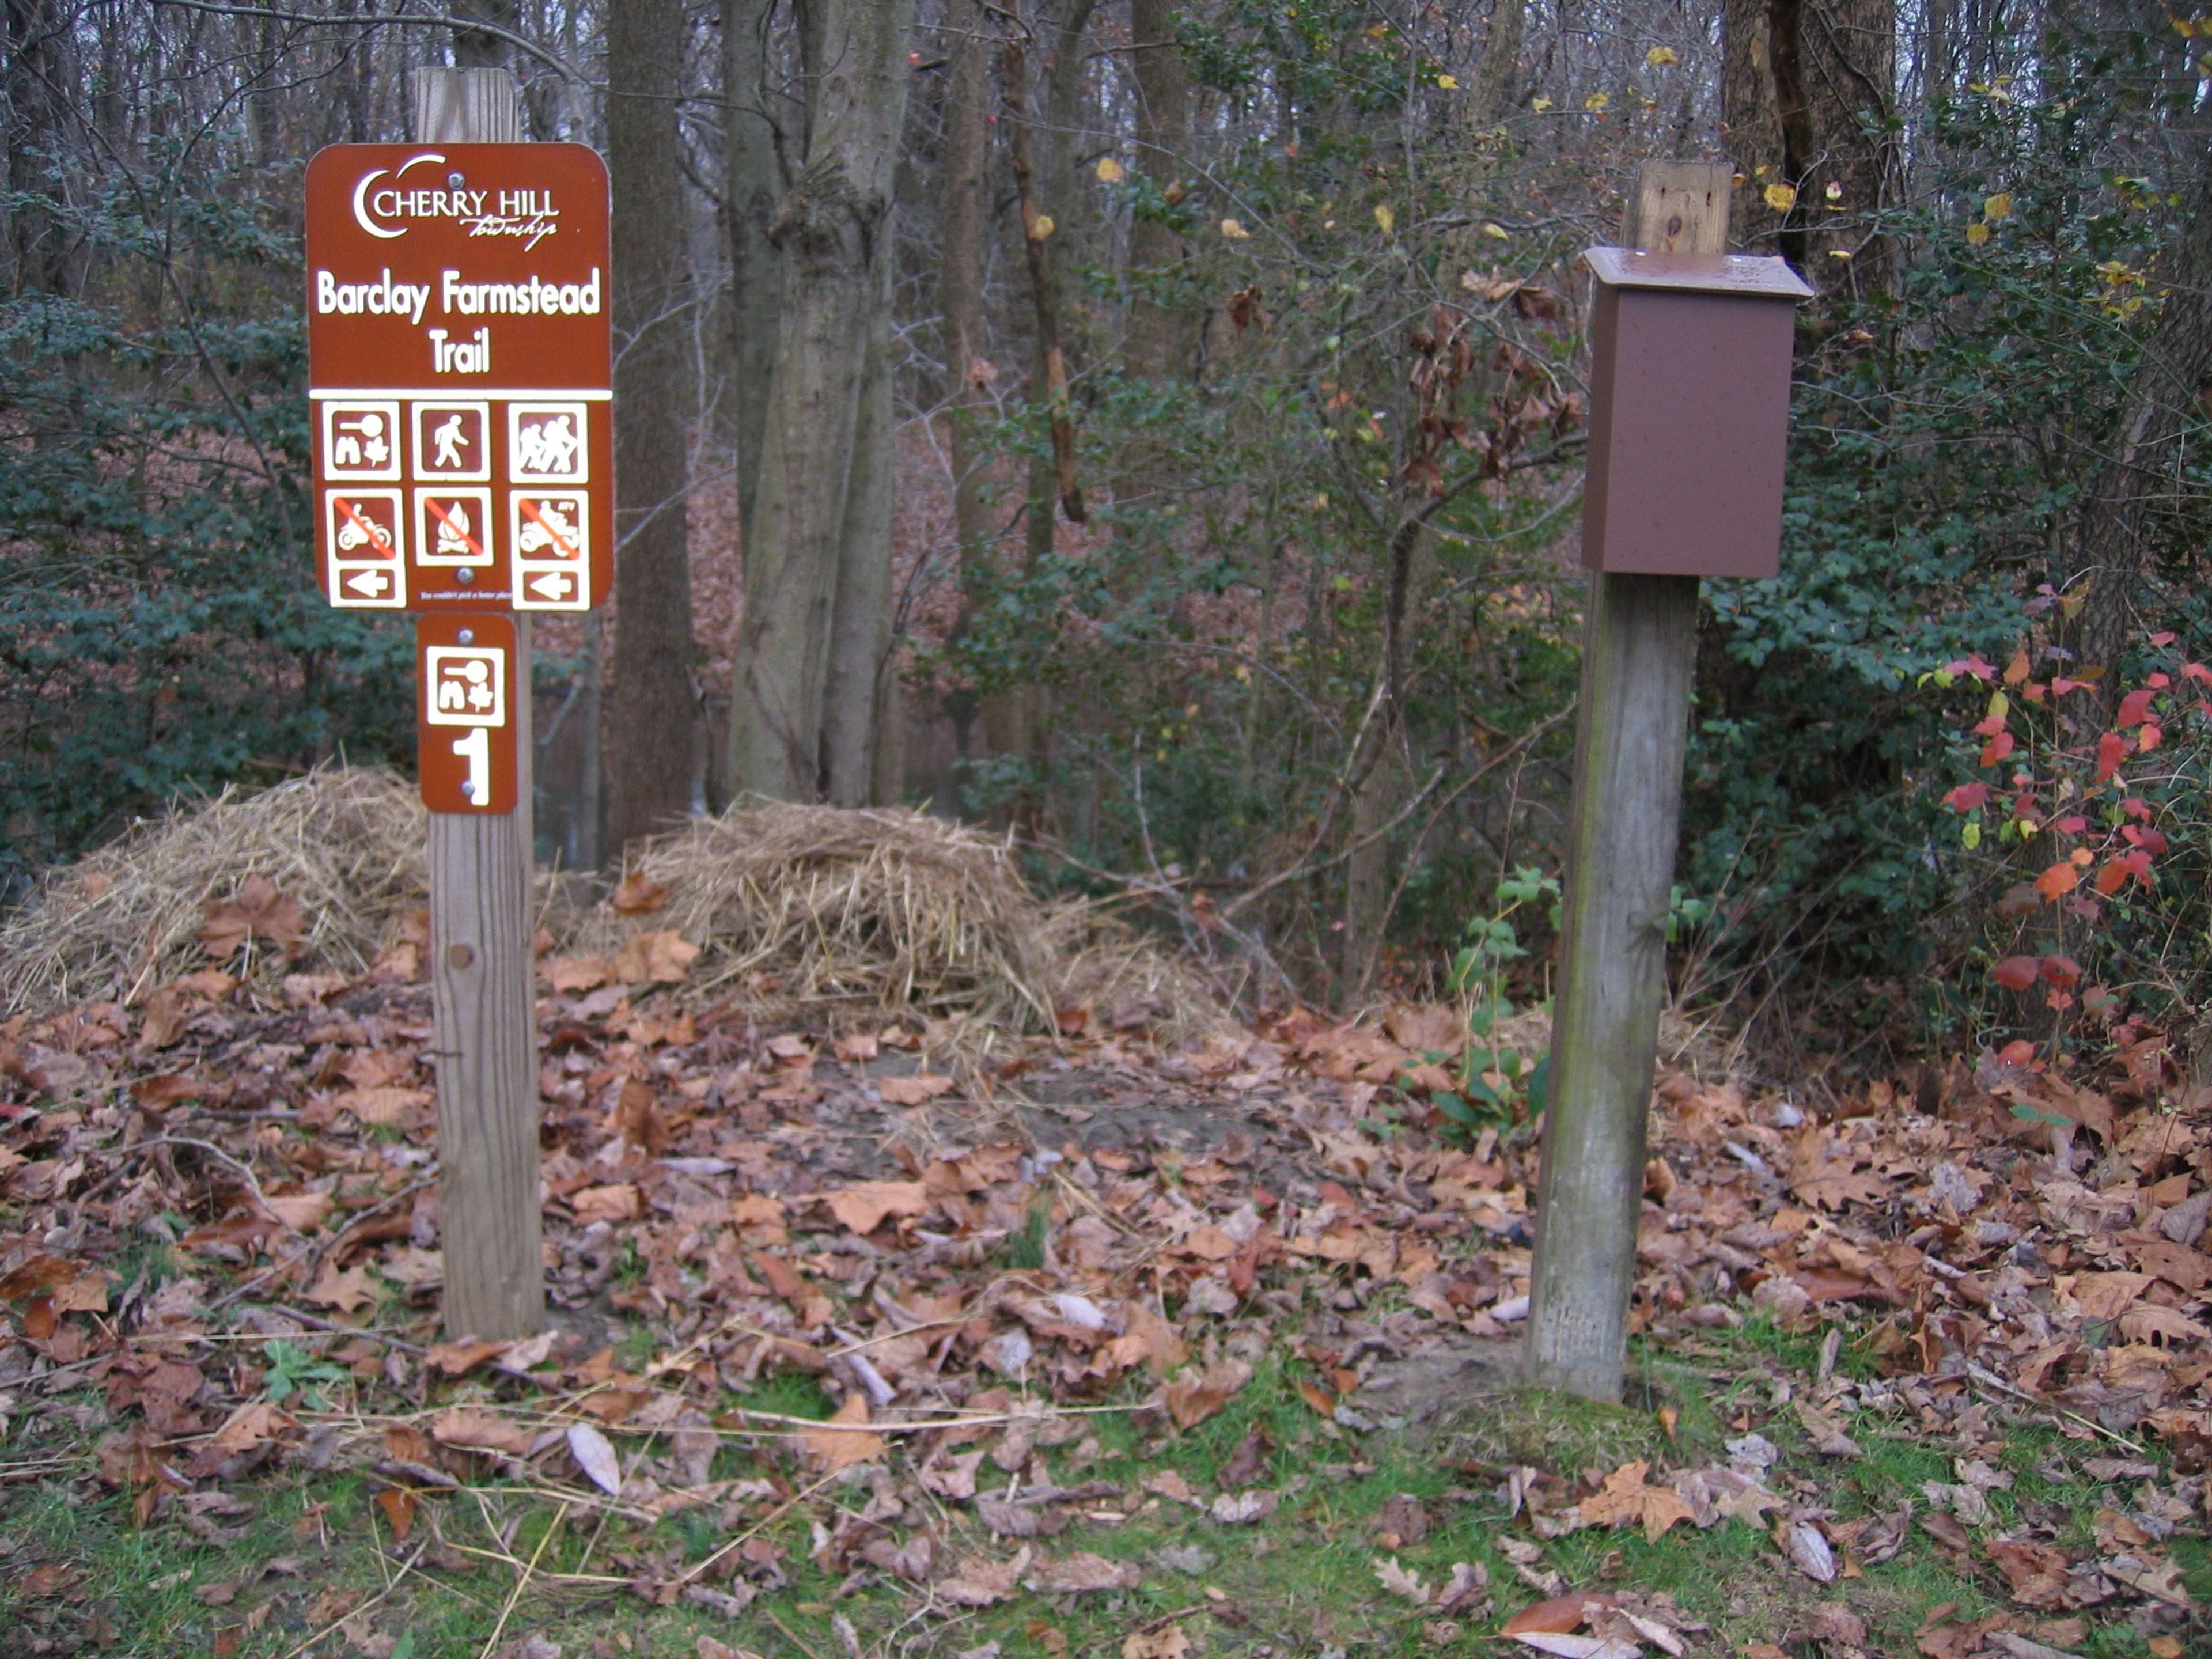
[1580,246,1813,578]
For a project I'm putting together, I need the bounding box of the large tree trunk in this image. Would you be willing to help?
[1466,0,1524,125]
[820,247,897,805]
[1721,0,1784,249]
[1724,0,1895,294]
[606,0,698,851]
[3,0,78,297]
[941,1,994,561]
[938,1,995,771]
[725,0,785,547]
[2070,155,2212,695]
[1124,0,1194,379]
[729,0,916,800]
[1006,3,1096,569]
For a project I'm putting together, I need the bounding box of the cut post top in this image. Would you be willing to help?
[1582,246,1815,301]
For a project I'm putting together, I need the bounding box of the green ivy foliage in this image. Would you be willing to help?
[0,153,412,880]
[1687,44,2208,1037]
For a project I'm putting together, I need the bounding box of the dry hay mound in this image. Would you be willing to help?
[0,767,425,1015]
[0,768,1229,1041]
[571,801,1232,1040]
[572,802,1066,1030]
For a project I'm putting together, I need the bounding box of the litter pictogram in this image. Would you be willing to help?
[321,400,402,480]
[416,615,518,813]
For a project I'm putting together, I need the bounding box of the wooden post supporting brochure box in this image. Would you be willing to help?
[1525,164,1810,1402]
[304,70,614,1339]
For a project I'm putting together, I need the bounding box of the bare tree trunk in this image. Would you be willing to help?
[994,5,1094,808]
[452,0,516,68]
[606,0,698,851]
[2071,154,2212,695]
[1733,0,1896,293]
[726,0,786,547]
[941,0,994,563]
[820,247,897,805]
[1337,744,1397,1002]
[1334,523,1439,1004]
[729,0,917,800]
[1124,0,1194,378]
[1004,10,1094,559]
[939,0,995,770]
[1467,0,1524,124]
[4,0,78,296]
[1722,0,1783,249]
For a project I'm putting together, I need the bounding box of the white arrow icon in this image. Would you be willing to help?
[527,571,574,600]
[343,569,391,596]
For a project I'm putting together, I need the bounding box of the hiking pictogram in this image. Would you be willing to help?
[509,402,588,483]
[412,401,490,480]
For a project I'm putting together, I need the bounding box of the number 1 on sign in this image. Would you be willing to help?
[452,726,491,806]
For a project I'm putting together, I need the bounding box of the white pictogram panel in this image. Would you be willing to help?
[412,402,491,482]
[321,400,403,481]
[507,402,589,484]
[325,488,406,608]
[424,646,506,728]
[415,488,494,566]
[510,489,590,611]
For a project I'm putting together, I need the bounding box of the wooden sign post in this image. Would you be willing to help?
[306,71,614,1339]
[1526,162,1810,1401]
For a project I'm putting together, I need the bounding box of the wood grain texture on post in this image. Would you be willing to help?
[411,66,546,1340]
[1525,161,1730,1402]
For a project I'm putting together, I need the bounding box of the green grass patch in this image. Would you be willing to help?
[5,1320,2208,1656]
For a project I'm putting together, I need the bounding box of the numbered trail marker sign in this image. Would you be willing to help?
[416,614,519,813]
[305,143,612,613]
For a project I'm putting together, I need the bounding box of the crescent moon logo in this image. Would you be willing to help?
[351,152,446,240]
[351,168,399,239]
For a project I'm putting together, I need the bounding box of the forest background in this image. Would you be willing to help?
[6,0,2212,1073]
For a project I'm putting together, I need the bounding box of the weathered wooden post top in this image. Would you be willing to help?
[1580,248,1813,579]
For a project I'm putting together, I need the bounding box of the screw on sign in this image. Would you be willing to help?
[416,615,518,813]
[304,142,612,614]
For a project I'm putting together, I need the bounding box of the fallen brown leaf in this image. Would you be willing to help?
[800,1393,885,1473]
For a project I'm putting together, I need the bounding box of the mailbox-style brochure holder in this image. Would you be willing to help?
[1580,248,1815,579]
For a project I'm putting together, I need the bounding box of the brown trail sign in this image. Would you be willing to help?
[306,73,613,1339]
[306,139,612,615]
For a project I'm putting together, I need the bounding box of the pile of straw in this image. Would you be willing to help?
[570,803,1064,1030]
[0,766,426,1014]
[0,770,1227,1039]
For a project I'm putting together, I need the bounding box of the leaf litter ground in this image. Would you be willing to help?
[3,912,2211,1656]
